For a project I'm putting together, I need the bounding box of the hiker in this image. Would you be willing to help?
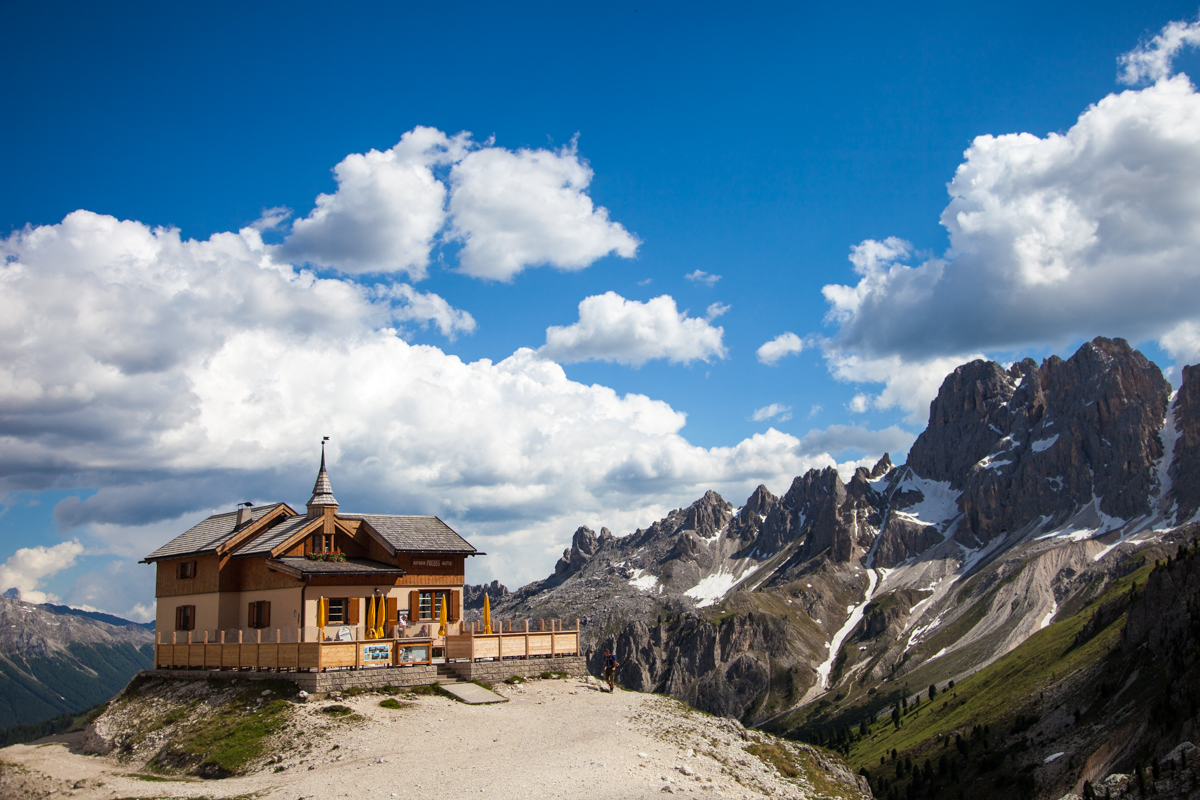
[602,649,620,693]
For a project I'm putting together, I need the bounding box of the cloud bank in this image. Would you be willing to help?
[820,21,1200,418]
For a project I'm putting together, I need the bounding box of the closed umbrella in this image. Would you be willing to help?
[366,594,377,639]
[483,593,493,634]
[317,598,327,640]
[438,593,448,638]
[376,595,386,639]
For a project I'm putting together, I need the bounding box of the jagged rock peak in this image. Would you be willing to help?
[554,525,606,580]
[870,453,893,479]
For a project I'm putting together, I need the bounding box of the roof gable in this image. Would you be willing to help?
[142,503,290,562]
[341,514,477,554]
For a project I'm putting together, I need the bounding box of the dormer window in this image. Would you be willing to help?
[311,533,335,553]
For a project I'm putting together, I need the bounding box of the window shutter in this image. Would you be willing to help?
[409,590,419,619]
[346,597,360,625]
[248,602,255,628]
[450,591,460,622]
[176,606,182,631]
[262,601,271,628]
[386,596,397,624]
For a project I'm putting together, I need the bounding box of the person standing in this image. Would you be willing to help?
[602,649,620,693]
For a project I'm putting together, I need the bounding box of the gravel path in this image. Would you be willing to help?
[0,677,867,800]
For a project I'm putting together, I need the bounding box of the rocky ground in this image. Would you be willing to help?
[0,676,871,800]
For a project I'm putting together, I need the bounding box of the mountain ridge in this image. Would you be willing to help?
[491,337,1200,797]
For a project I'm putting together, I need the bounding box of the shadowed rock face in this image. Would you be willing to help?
[909,337,1171,545]
[1169,364,1200,522]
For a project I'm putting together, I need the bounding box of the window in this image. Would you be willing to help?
[177,561,196,579]
[416,591,455,621]
[310,533,335,553]
[326,598,346,625]
[175,605,195,631]
[248,601,271,629]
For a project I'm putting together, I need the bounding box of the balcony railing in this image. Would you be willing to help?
[446,619,581,661]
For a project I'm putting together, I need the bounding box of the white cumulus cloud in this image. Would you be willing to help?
[0,541,85,604]
[1119,17,1200,85]
[448,141,639,281]
[750,403,792,422]
[281,128,639,282]
[538,292,727,366]
[282,127,469,279]
[685,269,721,286]
[819,35,1200,416]
[757,332,806,365]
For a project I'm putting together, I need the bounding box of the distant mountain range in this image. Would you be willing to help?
[490,337,1200,800]
[0,597,153,729]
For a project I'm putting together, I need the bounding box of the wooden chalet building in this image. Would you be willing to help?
[142,450,479,647]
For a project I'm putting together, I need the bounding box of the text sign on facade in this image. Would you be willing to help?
[412,559,454,567]
[362,643,391,663]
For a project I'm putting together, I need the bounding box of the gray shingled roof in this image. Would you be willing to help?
[142,504,286,562]
[233,515,318,557]
[269,556,407,576]
[340,514,477,554]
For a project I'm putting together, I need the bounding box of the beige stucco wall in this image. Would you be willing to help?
[155,592,220,641]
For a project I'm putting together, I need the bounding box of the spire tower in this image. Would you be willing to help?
[307,437,338,519]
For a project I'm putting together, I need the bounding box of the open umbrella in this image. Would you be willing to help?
[317,597,327,640]
[483,593,493,634]
[438,592,448,638]
[366,594,376,639]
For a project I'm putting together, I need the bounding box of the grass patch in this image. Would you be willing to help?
[318,704,353,717]
[407,684,442,696]
[504,676,523,684]
[539,671,567,680]
[146,680,298,778]
[746,743,799,778]
[378,699,409,710]
[470,680,494,691]
[126,773,177,782]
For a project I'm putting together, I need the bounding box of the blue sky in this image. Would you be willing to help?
[4,1,1200,620]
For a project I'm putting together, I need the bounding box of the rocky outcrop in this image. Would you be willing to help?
[463,580,509,611]
[553,526,611,582]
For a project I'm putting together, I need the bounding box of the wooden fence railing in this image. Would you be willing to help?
[446,619,580,661]
[154,634,433,671]
[153,619,581,671]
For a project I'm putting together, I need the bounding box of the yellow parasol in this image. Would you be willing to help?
[437,593,447,637]
[317,597,327,640]
[483,593,493,634]
[366,594,377,639]
[376,595,386,639]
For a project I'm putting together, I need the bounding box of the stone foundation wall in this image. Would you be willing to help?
[447,656,587,683]
[138,665,438,694]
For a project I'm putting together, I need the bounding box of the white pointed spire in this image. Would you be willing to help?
[307,438,338,514]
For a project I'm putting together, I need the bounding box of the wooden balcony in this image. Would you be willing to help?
[446,619,581,662]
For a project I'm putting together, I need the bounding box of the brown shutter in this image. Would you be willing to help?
[175,606,182,631]
[248,602,255,628]
[450,590,460,622]
[346,597,359,624]
[387,596,397,624]
[262,601,271,628]
[409,590,419,619]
